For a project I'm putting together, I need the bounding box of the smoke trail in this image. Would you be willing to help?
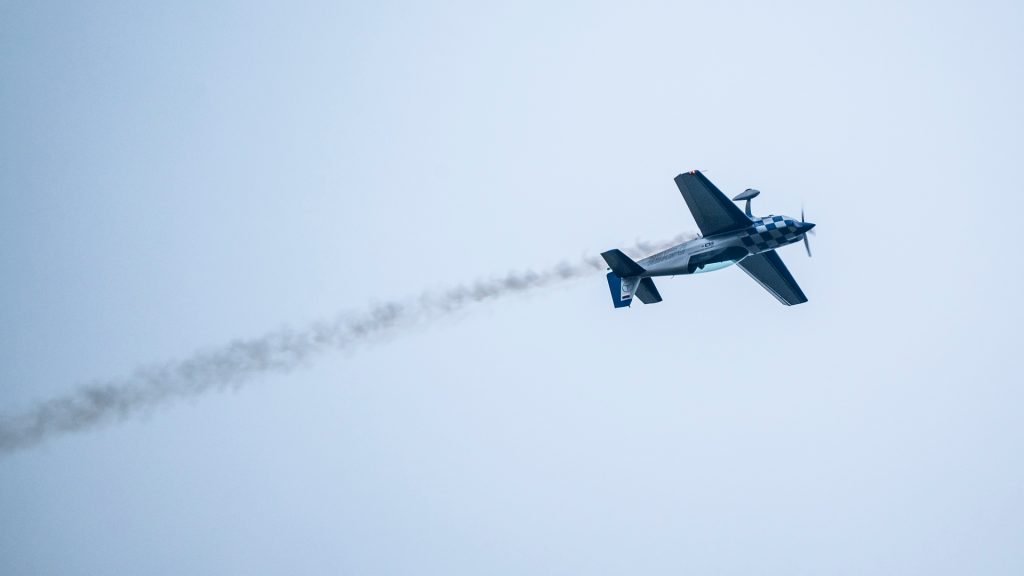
[0,235,694,455]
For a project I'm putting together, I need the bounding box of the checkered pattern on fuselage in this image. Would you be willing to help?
[740,215,803,253]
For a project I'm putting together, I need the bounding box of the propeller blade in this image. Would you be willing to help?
[803,234,812,257]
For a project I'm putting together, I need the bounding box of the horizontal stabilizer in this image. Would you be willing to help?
[635,277,663,304]
[600,249,645,277]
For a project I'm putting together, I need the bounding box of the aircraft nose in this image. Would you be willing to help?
[803,221,816,232]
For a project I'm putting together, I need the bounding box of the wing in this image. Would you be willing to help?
[736,250,808,306]
[674,171,751,236]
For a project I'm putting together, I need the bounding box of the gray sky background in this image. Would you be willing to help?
[2,0,1023,574]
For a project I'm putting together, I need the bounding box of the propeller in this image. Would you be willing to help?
[801,206,813,257]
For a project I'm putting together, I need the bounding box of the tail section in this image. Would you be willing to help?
[601,249,662,308]
[635,277,663,304]
[601,249,645,277]
[606,272,640,308]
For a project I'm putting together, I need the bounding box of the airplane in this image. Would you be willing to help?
[601,170,816,307]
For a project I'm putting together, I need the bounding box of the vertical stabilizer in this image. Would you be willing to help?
[606,272,640,308]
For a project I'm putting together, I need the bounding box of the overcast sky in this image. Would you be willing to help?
[2,1,1023,574]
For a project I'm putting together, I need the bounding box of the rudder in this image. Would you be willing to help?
[606,272,640,308]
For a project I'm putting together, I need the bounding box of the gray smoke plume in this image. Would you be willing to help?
[0,235,695,455]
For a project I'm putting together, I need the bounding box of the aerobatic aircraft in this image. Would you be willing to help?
[602,170,815,307]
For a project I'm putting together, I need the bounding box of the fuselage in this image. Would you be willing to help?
[639,215,815,277]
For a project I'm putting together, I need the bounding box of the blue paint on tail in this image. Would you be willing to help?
[606,272,632,308]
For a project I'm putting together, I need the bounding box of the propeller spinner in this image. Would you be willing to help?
[801,206,816,257]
